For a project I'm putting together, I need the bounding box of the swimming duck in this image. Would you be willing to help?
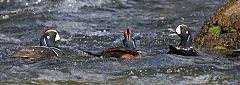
[167,24,198,56]
[226,49,240,57]
[123,29,136,49]
[84,29,141,59]
[14,29,61,60]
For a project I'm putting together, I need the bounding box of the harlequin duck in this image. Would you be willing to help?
[84,29,141,59]
[123,29,136,49]
[14,29,61,60]
[167,24,198,56]
[226,49,240,57]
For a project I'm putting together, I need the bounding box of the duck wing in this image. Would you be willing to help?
[101,47,141,58]
[14,46,58,60]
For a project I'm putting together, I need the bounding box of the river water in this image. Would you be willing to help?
[1,0,239,84]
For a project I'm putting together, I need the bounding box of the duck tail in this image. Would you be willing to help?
[81,50,102,57]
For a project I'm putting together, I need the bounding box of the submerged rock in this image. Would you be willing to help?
[194,0,240,51]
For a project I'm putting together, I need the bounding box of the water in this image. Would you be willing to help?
[1,0,239,84]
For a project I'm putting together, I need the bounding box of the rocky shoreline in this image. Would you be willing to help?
[194,0,240,52]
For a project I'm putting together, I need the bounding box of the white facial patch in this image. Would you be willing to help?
[176,25,181,34]
[47,36,50,39]
[186,31,189,34]
[55,33,60,41]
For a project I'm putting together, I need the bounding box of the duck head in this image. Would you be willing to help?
[40,29,60,47]
[172,24,193,49]
[123,29,136,49]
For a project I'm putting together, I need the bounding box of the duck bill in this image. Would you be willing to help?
[168,28,178,36]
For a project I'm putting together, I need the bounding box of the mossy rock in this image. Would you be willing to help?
[214,46,227,50]
[194,0,240,51]
[208,25,222,34]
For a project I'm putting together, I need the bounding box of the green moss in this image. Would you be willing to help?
[229,28,237,32]
[214,46,227,50]
[209,26,222,33]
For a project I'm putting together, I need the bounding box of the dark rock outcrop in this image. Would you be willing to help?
[194,0,240,50]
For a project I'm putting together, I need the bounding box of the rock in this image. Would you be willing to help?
[194,0,240,50]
